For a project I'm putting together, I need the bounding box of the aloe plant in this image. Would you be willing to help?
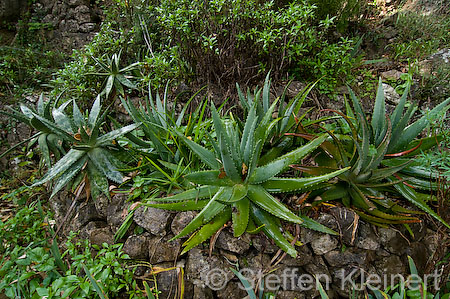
[1,94,66,168]
[147,99,348,257]
[27,96,140,199]
[296,79,450,228]
[87,51,140,99]
[237,73,318,164]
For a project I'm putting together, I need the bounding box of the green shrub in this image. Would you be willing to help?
[307,0,362,32]
[51,0,357,98]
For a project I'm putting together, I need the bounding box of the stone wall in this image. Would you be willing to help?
[0,0,27,22]
[31,0,102,52]
[1,0,102,52]
[52,191,440,299]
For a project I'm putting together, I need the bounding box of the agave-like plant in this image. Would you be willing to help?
[27,96,140,199]
[1,94,66,168]
[295,79,450,228]
[146,99,348,257]
[87,51,140,100]
[236,73,318,164]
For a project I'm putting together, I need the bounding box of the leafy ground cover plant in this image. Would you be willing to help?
[295,79,450,228]
[0,208,149,299]
[146,97,348,257]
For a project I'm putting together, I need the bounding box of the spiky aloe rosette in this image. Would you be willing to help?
[26,96,140,199]
[295,79,450,229]
[2,94,66,168]
[147,100,348,257]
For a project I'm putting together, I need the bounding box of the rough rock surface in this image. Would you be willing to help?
[134,205,171,236]
[48,191,439,299]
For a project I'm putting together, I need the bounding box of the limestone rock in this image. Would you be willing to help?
[356,223,380,251]
[123,234,150,259]
[381,70,404,81]
[311,234,338,255]
[324,248,368,267]
[216,281,249,299]
[215,230,251,254]
[134,205,170,236]
[186,248,233,291]
[171,211,196,235]
[89,226,114,246]
[382,83,400,105]
[149,235,181,264]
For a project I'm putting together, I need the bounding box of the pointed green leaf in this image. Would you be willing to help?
[247,185,303,224]
[32,149,85,186]
[392,97,450,152]
[219,133,241,181]
[180,208,231,255]
[146,200,208,211]
[116,74,136,89]
[153,186,220,202]
[299,215,338,235]
[263,167,349,193]
[88,147,123,183]
[175,130,219,169]
[369,160,412,181]
[172,189,227,240]
[392,179,450,230]
[51,155,87,198]
[30,112,76,142]
[95,123,140,146]
[232,198,250,237]
[390,84,409,129]
[72,100,86,127]
[185,170,235,186]
[388,103,416,152]
[250,204,297,258]
[229,184,248,203]
[87,163,110,199]
[38,134,51,168]
[52,100,73,133]
[88,95,102,128]
[230,267,257,299]
[372,78,386,145]
[250,134,327,183]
